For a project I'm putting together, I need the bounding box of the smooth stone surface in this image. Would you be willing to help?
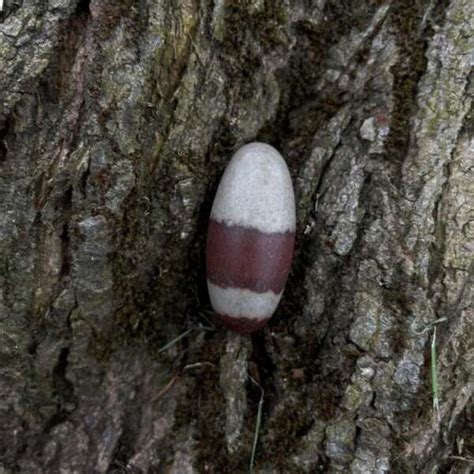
[206,142,296,334]
[207,220,295,293]
[210,142,296,234]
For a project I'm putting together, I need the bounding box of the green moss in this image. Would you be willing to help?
[384,0,450,174]
[224,1,288,48]
[260,401,318,471]
[217,1,289,79]
[177,339,253,473]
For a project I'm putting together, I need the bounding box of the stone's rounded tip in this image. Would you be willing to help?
[236,141,282,157]
[216,313,270,334]
[210,141,295,234]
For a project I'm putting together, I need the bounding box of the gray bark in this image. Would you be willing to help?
[0,0,472,472]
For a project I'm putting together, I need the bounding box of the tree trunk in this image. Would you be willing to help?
[0,0,472,472]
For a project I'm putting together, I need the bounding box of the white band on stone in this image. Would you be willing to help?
[207,280,283,321]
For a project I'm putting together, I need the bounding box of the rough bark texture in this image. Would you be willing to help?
[0,0,472,472]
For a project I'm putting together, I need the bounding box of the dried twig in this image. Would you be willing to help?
[248,375,264,474]
[152,375,179,402]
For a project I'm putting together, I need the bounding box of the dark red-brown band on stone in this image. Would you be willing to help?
[216,313,270,334]
[206,219,295,294]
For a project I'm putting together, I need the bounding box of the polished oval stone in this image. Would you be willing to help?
[206,142,296,333]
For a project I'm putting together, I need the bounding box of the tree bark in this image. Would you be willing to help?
[0,0,472,472]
